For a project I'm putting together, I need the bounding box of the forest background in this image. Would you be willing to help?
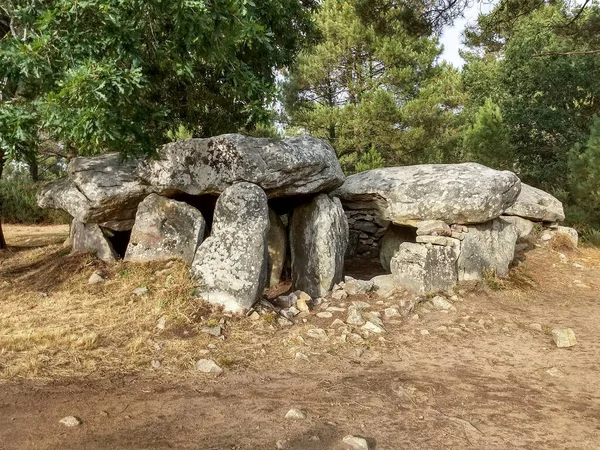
[1,0,599,247]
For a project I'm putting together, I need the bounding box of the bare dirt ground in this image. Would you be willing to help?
[1,224,600,450]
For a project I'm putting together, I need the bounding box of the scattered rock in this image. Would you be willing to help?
[420,329,430,336]
[330,319,346,328]
[362,321,386,334]
[370,274,399,298]
[201,326,222,337]
[296,297,310,313]
[351,301,371,310]
[529,323,543,332]
[59,416,82,427]
[151,360,161,369]
[384,307,401,319]
[88,271,104,285]
[195,359,223,374]
[249,311,261,321]
[316,312,333,319]
[274,293,298,309]
[431,296,455,311]
[132,287,149,296]
[331,290,348,300]
[278,316,293,327]
[546,367,564,378]
[284,408,306,420]
[343,278,374,295]
[327,306,346,312]
[306,328,328,340]
[552,328,577,348]
[156,316,167,330]
[342,435,369,450]
[346,308,366,326]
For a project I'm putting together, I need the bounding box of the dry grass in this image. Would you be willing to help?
[549,232,577,252]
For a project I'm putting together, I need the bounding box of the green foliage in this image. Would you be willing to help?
[0,0,317,160]
[166,125,194,143]
[283,0,464,172]
[462,2,600,189]
[0,178,70,224]
[354,146,385,173]
[568,116,600,230]
[463,98,514,170]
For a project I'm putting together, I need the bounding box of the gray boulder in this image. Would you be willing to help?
[390,243,458,295]
[504,183,565,222]
[38,155,151,231]
[38,134,344,230]
[71,221,118,263]
[267,209,288,287]
[416,220,451,236]
[140,134,344,198]
[333,163,521,225]
[290,194,349,297]
[501,215,535,239]
[190,183,269,312]
[457,218,518,281]
[124,194,206,264]
[379,225,416,272]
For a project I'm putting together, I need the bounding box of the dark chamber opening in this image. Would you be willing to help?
[104,229,132,259]
[168,192,219,237]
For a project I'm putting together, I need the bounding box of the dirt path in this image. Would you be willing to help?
[1,226,600,449]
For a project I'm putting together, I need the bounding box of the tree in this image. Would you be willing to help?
[463,98,514,170]
[461,1,600,190]
[568,116,600,229]
[283,0,464,172]
[0,0,317,248]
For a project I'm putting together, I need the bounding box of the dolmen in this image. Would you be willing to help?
[335,163,575,294]
[38,134,576,311]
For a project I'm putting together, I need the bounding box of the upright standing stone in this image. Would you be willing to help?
[190,183,269,312]
[390,242,458,295]
[379,225,417,272]
[290,194,349,297]
[124,194,206,264]
[267,209,287,287]
[71,221,118,263]
[457,218,518,280]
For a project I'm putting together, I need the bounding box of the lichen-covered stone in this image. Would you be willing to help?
[457,218,518,281]
[379,225,416,272]
[501,215,535,239]
[38,134,344,229]
[390,243,458,295]
[71,221,118,263]
[124,194,205,264]
[290,194,348,297]
[504,183,565,222]
[333,163,521,225]
[190,183,269,312]
[267,209,287,287]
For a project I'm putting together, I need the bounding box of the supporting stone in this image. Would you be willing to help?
[379,225,417,272]
[71,221,118,263]
[290,194,349,297]
[190,183,269,312]
[390,242,458,295]
[267,209,287,287]
[457,217,518,281]
[124,194,206,264]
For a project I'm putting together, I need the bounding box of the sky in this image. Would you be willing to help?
[439,2,495,67]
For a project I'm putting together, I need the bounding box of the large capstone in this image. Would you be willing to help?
[124,194,206,264]
[38,134,344,230]
[267,209,287,287]
[503,183,565,222]
[290,194,349,297]
[333,163,521,225]
[190,183,269,312]
[71,221,118,263]
[390,242,458,295]
[140,134,344,198]
[457,217,518,281]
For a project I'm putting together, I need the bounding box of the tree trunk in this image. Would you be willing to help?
[27,153,39,181]
[0,153,6,249]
